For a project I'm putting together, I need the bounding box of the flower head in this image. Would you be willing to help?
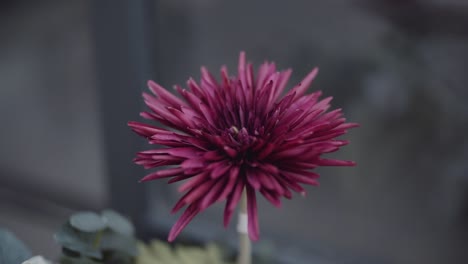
[129,52,358,242]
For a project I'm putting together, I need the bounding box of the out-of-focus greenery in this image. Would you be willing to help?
[0,228,32,263]
[54,210,277,264]
[55,210,137,264]
[137,240,233,264]
[54,209,235,264]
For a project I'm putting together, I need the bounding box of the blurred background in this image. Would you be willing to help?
[1,0,468,263]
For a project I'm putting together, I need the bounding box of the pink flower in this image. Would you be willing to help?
[129,52,358,242]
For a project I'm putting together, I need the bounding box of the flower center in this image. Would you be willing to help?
[223,125,259,164]
[229,126,239,135]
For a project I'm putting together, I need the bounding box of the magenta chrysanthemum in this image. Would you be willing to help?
[129,52,358,242]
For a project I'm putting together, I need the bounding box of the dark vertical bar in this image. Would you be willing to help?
[92,0,156,232]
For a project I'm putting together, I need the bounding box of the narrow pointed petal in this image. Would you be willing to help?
[200,177,226,209]
[177,179,217,207]
[181,158,205,169]
[281,171,320,186]
[210,162,232,179]
[246,186,260,241]
[148,80,186,108]
[293,67,318,98]
[217,166,239,202]
[260,188,282,208]
[178,172,209,193]
[128,121,168,137]
[166,147,203,158]
[318,159,356,166]
[247,170,261,190]
[140,168,184,182]
[168,204,200,242]
[223,179,244,227]
[238,51,248,91]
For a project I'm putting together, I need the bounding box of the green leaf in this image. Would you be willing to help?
[69,212,107,233]
[0,229,32,264]
[54,224,103,259]
[100,230,138,257]
[101,210,135,236]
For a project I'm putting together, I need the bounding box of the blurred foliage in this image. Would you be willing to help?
[55,210,278,264]
[137,240,233,264]
[0,228,32,263]
[55,210,137,264]
[137,239,280,264]
[55,210,233,264]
